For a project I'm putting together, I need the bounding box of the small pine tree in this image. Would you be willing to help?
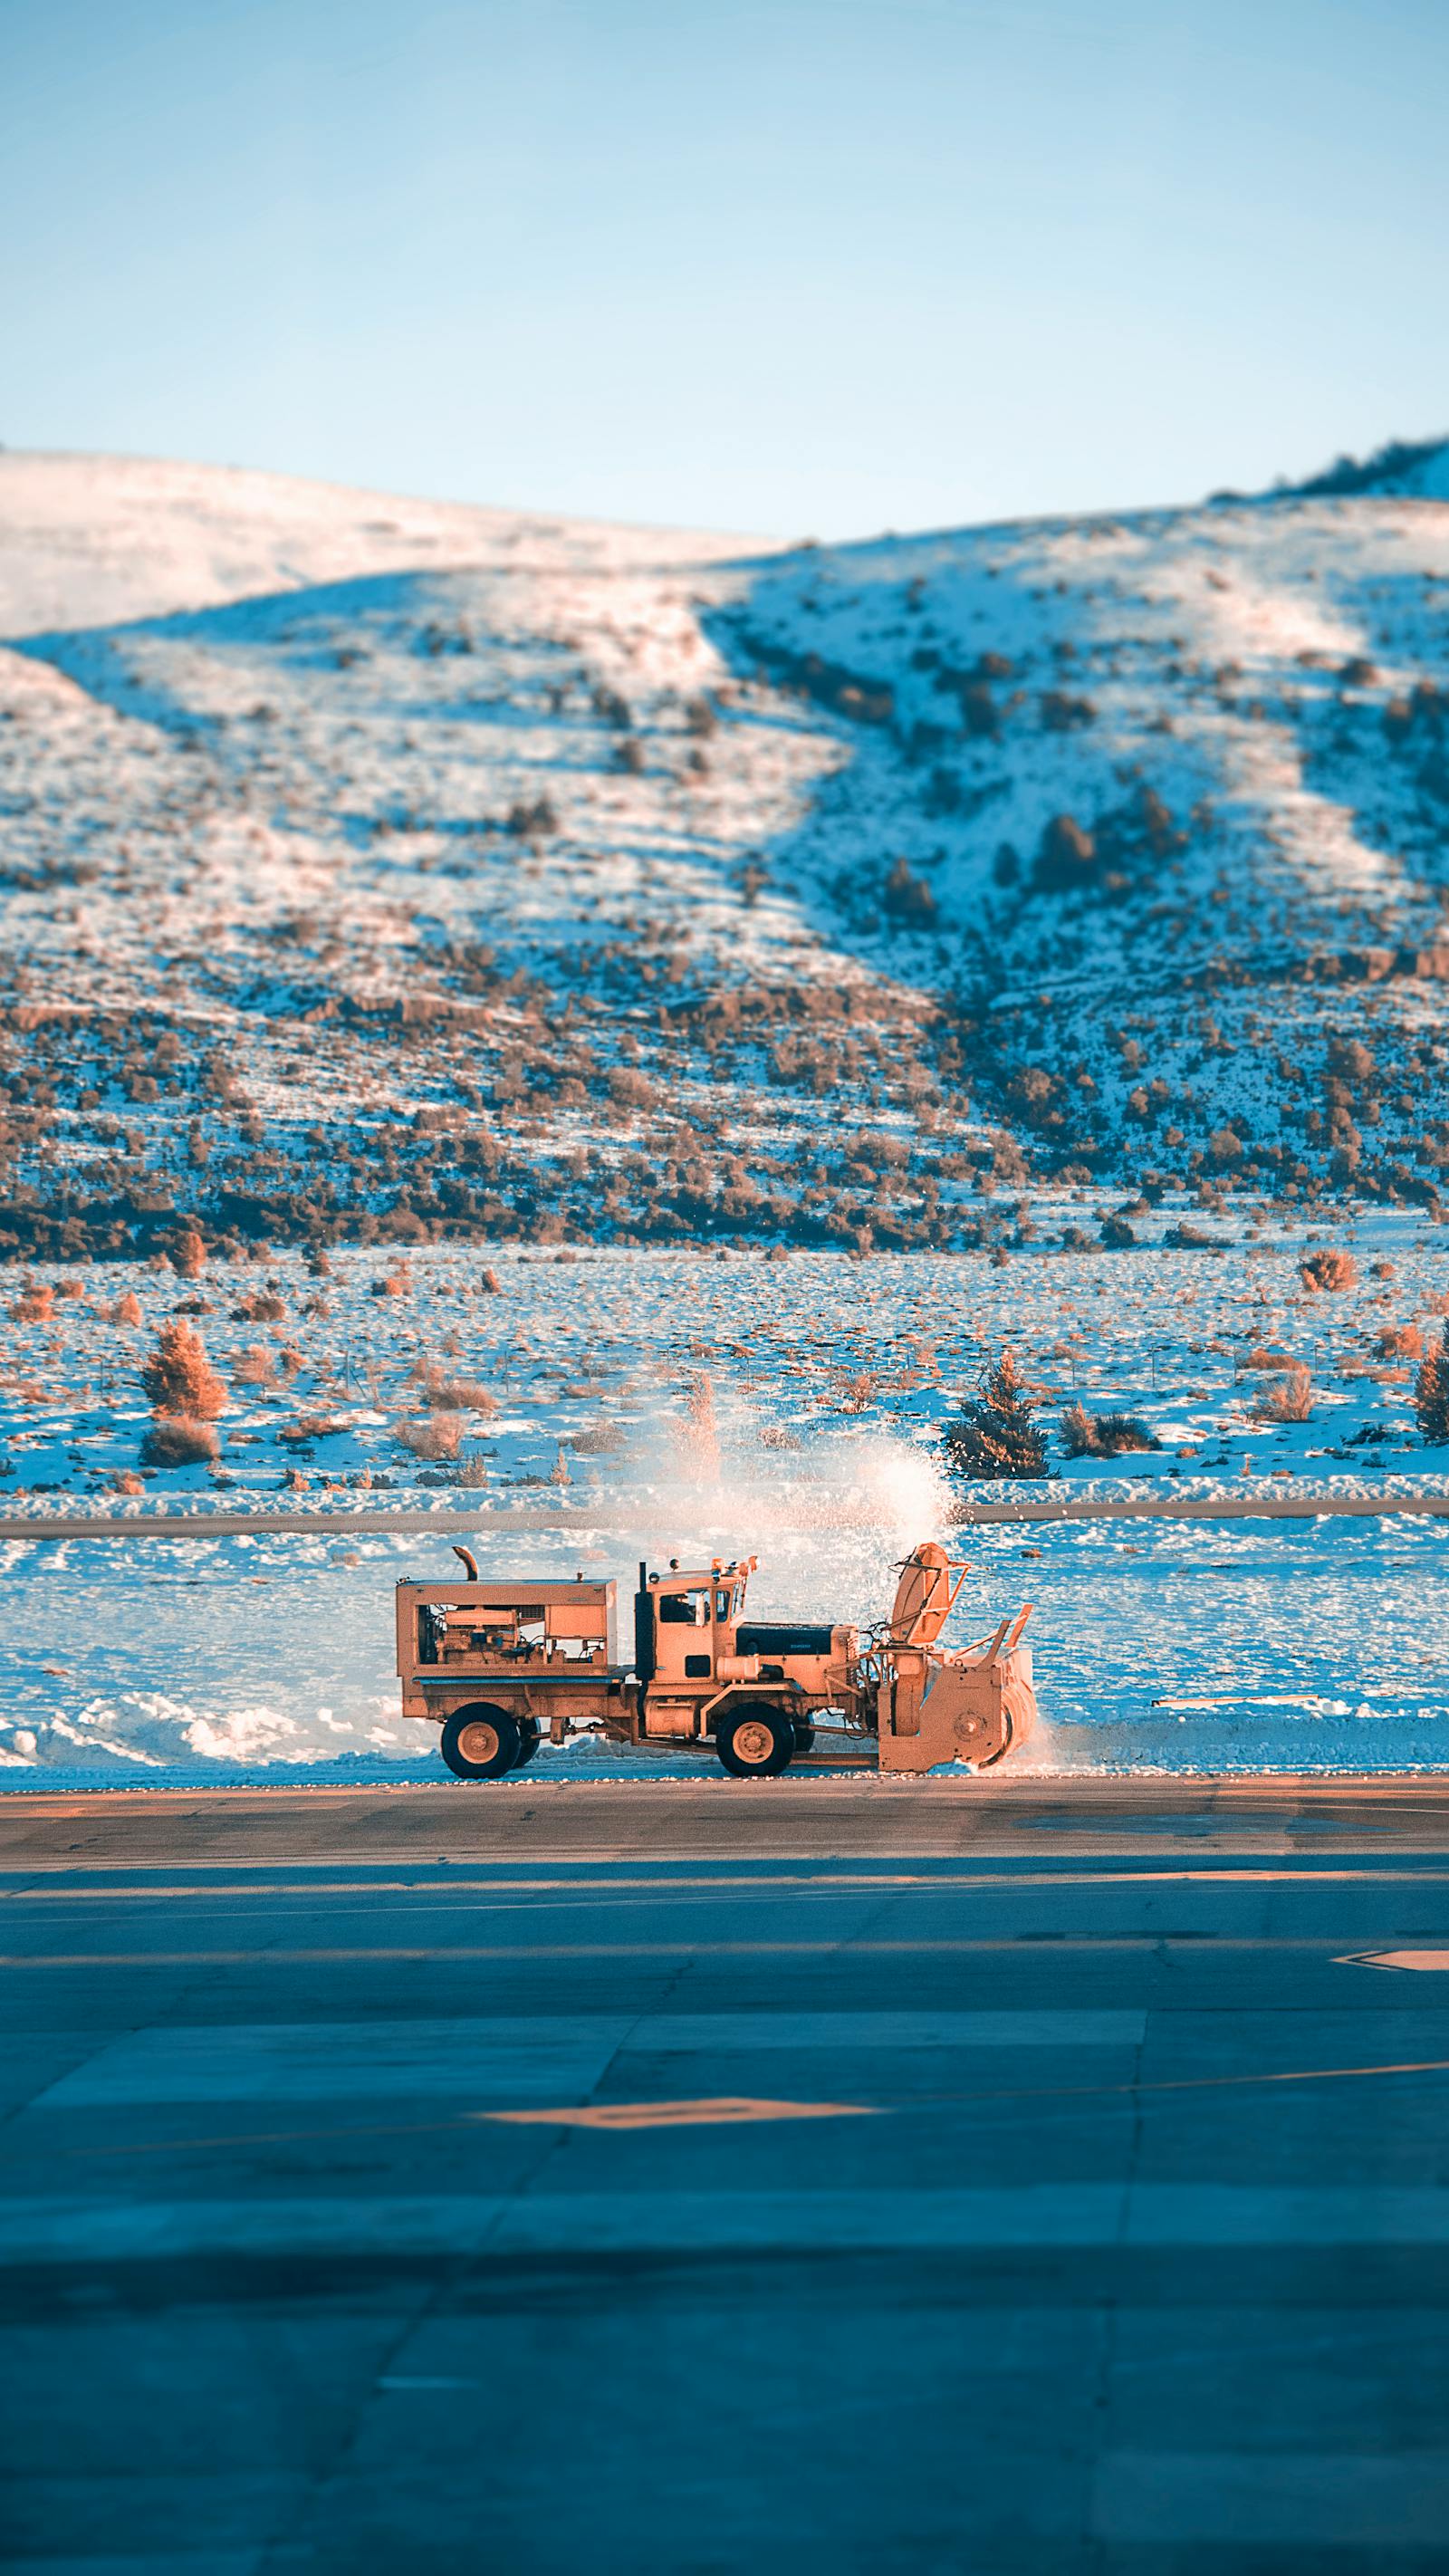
[1415,1324,1449,1445]
[943,1349,1049,1481]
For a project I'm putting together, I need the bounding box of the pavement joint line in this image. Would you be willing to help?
[8,1935,1449,1965]
[56,2058,1449,2163]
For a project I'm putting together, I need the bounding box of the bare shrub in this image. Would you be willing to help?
[1252,1364,1314,1423]
[108,1470,145,1495]
[608,1067,656,1111]
[141,1320,226,1419]
[232,1345,277,1387]
[112,1292,144,1327]
[1060,1404,1161,1458]
[835,1372,878,1414]
[169,1229,206,1278]
[1239,1346,1300,1373]
[140,1415,220,1467]
[416,1367,497,1414]
[10,1283,54,1323]
[371,1267,413,1299]
[479,1266,501,1294]
[232,1290,286,1322]
[571,1420,625,1455]
[1377,1322,1424,1360]
[1299,1249,1358,1294]
[395,1411,464,1461]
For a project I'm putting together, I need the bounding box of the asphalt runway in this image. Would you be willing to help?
[5,1778,1449,2572]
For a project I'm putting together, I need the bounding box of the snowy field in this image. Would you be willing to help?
[4,1216,1449,1784]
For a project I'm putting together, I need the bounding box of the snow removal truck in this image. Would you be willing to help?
[397,1542,1036,1780]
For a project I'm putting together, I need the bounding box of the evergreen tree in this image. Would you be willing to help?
[1415,1323,1449,1446]
[943,1348,1049,1481]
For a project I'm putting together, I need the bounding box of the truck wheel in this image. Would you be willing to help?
[716,1706,794,1778]
[792,1723,817,1755]
[513,1722,543,1770]
[440,1705,521,1781]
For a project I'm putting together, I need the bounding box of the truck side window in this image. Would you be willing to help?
[715,1590,731,1620]
[658,1591,710,1626]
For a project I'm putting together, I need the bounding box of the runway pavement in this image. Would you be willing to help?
[5,1778,1449,2571]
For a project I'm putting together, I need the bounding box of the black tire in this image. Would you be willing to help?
[792,1723,817,1755]
[513,1722,543,1770]
[716,1705,795,1778]
[440,1704,522,1781]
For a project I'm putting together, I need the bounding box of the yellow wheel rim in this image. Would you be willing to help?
[457,1719,501,1766]
[734,1719,775,1767]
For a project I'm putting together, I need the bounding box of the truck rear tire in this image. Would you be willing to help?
[716,1706,795,1778]
[440,1705,522,1781]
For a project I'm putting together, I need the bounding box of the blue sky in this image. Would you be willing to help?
[1,0,1445,536]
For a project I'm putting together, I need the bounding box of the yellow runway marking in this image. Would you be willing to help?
[1344,1950,1449,1972]
[478,2097,878,2131]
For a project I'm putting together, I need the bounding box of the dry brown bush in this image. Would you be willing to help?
[140,1415,220,1467]
[480,1266,501,1293]
[1239,1346,1300,1373]
[1252,1364,1315,1423]
[1299,1249,1358,1294]
[231,1346,276,1386]
[112,1292,144,1327]
[108,1469,145,1495]
[422,1373,498,1414]
[571,1420,625,1455]
[141,1320,226,1419]
[169,1230,206,1278]
[232,1290,286,1322]
[1377,1322,1424,1360]
[608,1067,656,1110]
[10,1283,54,1323]
[371,1268,413,1299]
[835,1373,878,1414]
[1060,1403,1161,1457]
[395,1410,464,1460]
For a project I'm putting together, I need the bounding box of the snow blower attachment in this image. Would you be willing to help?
[397,1541,1036,1780]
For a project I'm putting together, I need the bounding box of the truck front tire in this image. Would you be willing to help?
[716,1706,795,1778]
[440,1705,522,1780]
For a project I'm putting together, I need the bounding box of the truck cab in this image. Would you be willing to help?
[635,1554,856,1773]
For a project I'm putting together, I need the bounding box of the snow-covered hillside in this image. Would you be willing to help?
[2,446,1447,1261]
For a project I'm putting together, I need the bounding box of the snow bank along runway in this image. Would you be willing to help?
[5,1780,1449,2570]
[10,1488,1449,1782]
